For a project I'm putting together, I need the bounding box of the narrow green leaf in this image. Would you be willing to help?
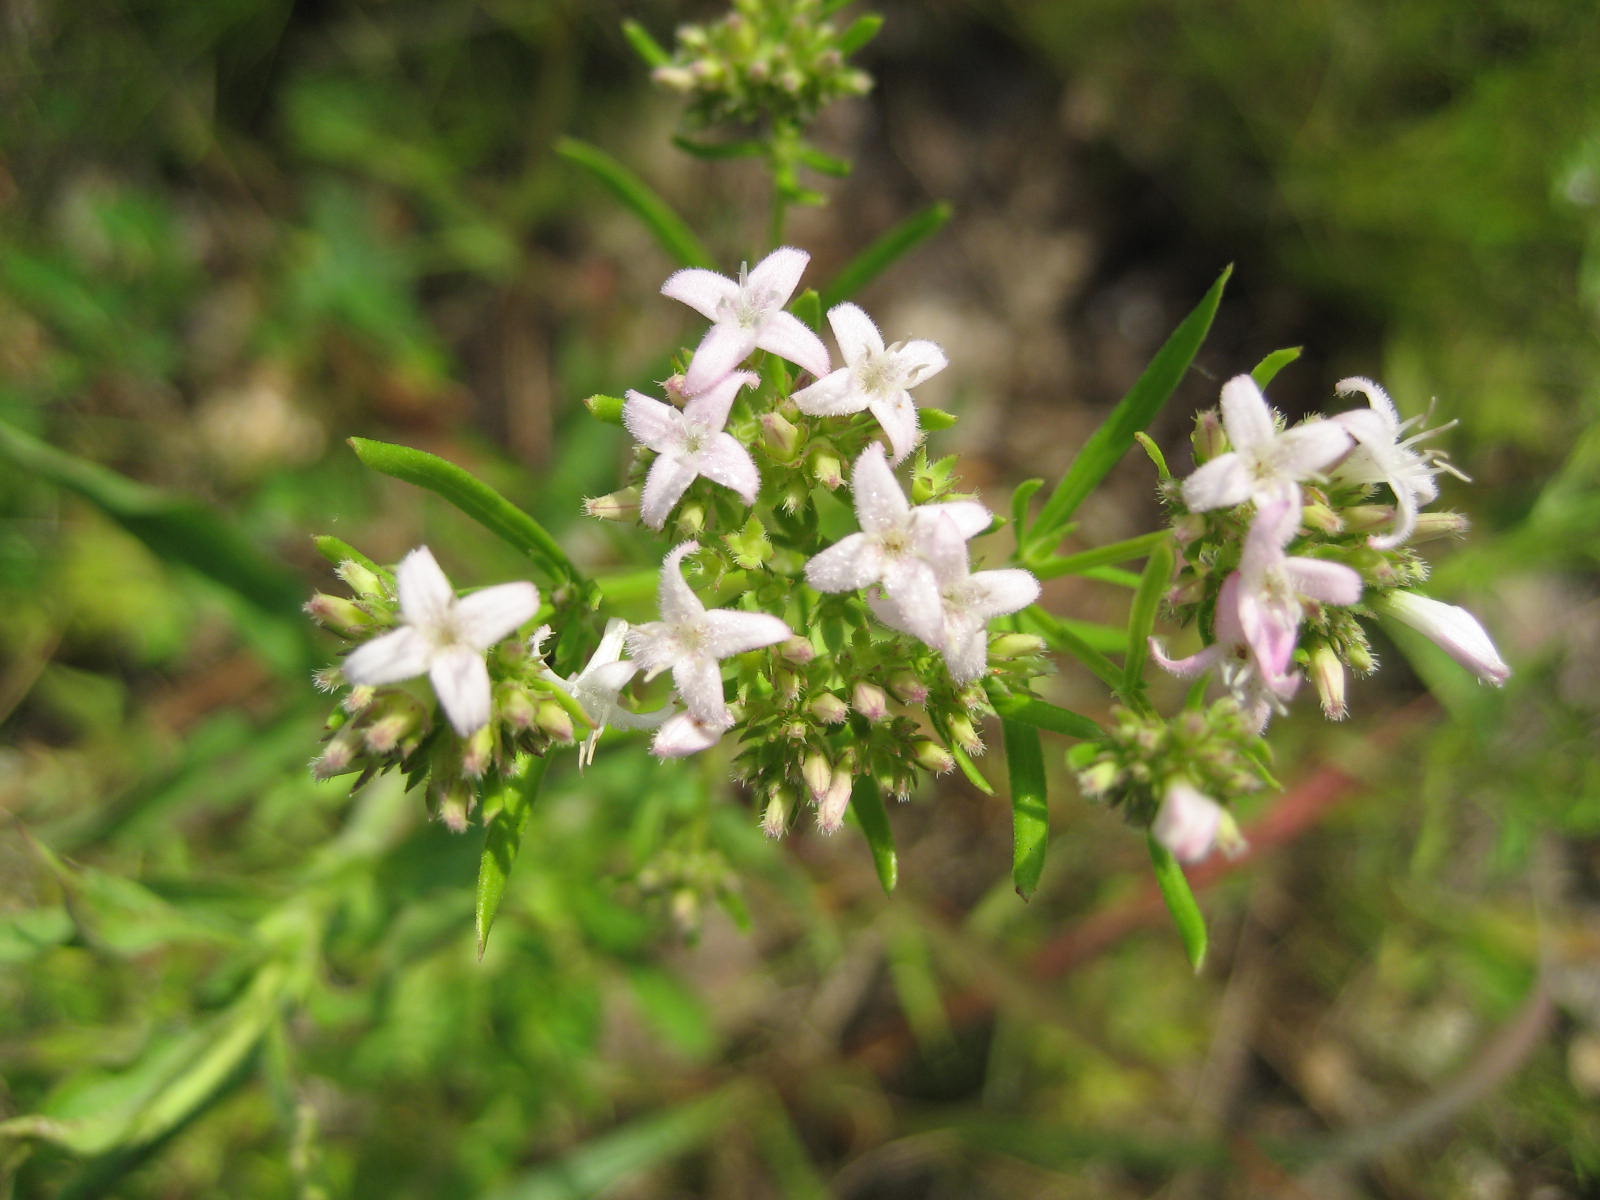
[921,407,959,432]
[837,14,885,55]
[475,757,550,959]
[1250,345,1302,388]
[797,145,852,177]
[1134,431,1171,480]
[620,19,671,67]
[1123,535,1176,693]
[1148,835,1208,972]
[1010,478,1045,544]
[671,135,766,160]
[584,393,626,425]
[1018,605,1123,691]
[849,776,897,894]
[1031,530,1171,579]
[555,137,712,268]
[1002,719,1048,900]
[821,201,953,308]
[987,687,1102,741]
[950,742,995,796]
[312,535,388,582]
[1028,265,1231,554]
[349,437,584,588]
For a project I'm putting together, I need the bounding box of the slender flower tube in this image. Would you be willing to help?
[1376,590,1511,685]
[341,547,539,737]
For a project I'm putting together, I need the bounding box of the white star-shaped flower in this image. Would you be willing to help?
[626,542,792,736]
[342,546,539,736]
[792,302,948,464]
[623,370,761,530]
[870,515,1040,683]
[662,247,831,395]
[1331,376,1467,550]
[804,444,991,644]
[1181,375,1352,514]
[543,619,674,768]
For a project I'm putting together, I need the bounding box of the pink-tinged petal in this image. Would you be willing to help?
[672,654,730,724]
[868,391,920,464]
[682,369,757,430]
[685,324,757,396]
[343,626,432,686]
[826,302,884,364]
[396,546,454,628]
[1180,453,1252,512]
[661,267,738,321]
[1377,591,1510,685]
[805,534,881,592]
[1335,375,1400,431]
[693,434,760,504]
[1284,558,1362,607]
[1153,781,1223,863]
[651,711,727,758]
[1148,636,1225,679]
[756,311,831,380]
[657,542,705,626]
[455,581,540,650]
[640,455,699,530]
[894,339,948,387]
[1274,419,1353,477]
[968,569,1041,619]
[849,443,910,535]
[430,646,492,735]
[1219,375,1275,452]
[699,609,791,658]
[1237,589,1297,681]
[1212,573,1248,645]
[917,500,993,540]
[880,558,944,644]
[745,245,810,304]
[792,369,864,416]
[623,391,682,451]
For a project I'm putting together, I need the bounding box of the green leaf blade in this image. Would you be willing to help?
[1001,718,1049,900]
[1123,534,1176,695]
[849,776,898,894]
[1148,835,1208,972]
[821,202,953,309]
[555,137,712,269]
[986,687,1102,742]
[475,758,551,959]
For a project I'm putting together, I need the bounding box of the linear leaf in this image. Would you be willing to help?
[950,742,995,796]
[620,19,671,67]
[1031,530,1171,580]
[1028,265,1231,555]
[821,201,953,308]
[1251,345,1303,388]
[1123,534,1176,693]
[837,14,884,55]
[1010,477,1044,544]
[849,776,897,894]
[555,137,712,268]
[1002,718,1048,900]
[1148,835,1208,972]
[1018,605,1123,691]
[987,687,1102,741]
[349,437,584,588]
[476,757,550,959]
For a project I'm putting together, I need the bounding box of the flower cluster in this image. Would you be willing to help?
[1155,373,1508,732]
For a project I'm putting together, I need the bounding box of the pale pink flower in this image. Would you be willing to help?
[792,302,947,463]
[1332,376,1467,550]
[627,542,791,733]
[1181,375,1352,514]
[547,619,674,768]
[661,247,830,395]
[1376,590,1510,685]
[804,444,990,644]
[623,370,761,530]
[1153,780,1246,864]
[342,547,538,736]
[649,711,729,759]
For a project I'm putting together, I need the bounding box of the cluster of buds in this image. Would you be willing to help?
[1073,702,1267,862]
[1155,374,1508,731]
[650,0,873,130]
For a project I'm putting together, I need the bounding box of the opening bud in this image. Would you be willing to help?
[801,750,833,802]
[762,786,794,839]
[435,779,474,833]
[851,681,889,723]
[1309,643,1347,720]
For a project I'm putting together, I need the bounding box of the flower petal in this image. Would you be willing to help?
[430,646,492,735]
[684,322,758,396]
[942,618,990,684]
[867,391,920,464]
[1180,453,1251,513]
[1148,636,1224,679]
[1274,419,1353,478]
[624,620,680,681]
[745,246,809,305]
[651,711,727,758]
[756,311,831,380]
[792,369,864,417]
[894,339,948,387]
[880,558,943,644]
[966,568,1041,620]
[916,500,992,541]
[826,302,884,364]
[1335,375,1400,432]
[1219,375,1275,452]
[661,267,737,321]
[692,433,760,504]
[1377,591,1510,685]
[343,626,432,687]
[657,541,705,626]
[455,581,540,649]
[805,533,881,592]
[699,609,791,659]
[1284,557,1362,607]
[396,546,454,629]
[682,369,757,430]
[622,391,682,452]
[672,653,730,724]
[640,454,699,531]
[1153,781,1223,863]
[849,443,910,535]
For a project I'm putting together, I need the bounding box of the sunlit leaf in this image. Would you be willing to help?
[1002,718,1048,900]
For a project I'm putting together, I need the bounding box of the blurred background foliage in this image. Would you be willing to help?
[1,0,1597,1196]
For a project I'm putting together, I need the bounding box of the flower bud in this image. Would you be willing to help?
[760,411,803,460]
[912,738,955,775]
[774,668,802,704]
[305,593,375,638]
[313,726,365,780]
[810,444,844,490]
[335,559,385,601]
[947,714,984,756]
[851,681,889,723]
[1301,501,1343,534]
[674,502,706,538]
[1191,408,1227,464]
[461,723,496,778]
[583,393,626,425]
[808,692,849,725]
[584,487,640,522]
[1410,511,1471,542]
[817,767,853,834]
[801,751,832,802]
[1375,590,1510,685]
[499,684,538,731]
[342,684,376,716]
[888,671,928,705]
[536,699,576,744]
[1342,504,1397,534]
[1152,780,1223,863]
[362,692,427,755]
[778,635,816,664]
[651,65,696,91]
[989,633,1046,660]
[1309,644,1347,720]
[435,779,474,833]
[1076,758,1121,799]
[762,786,793,839]
[1171,514,1206,545]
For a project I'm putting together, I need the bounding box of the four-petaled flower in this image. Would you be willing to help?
[805,444,991,644]
[342,546,539,736]
[1332,376,1466,550]
[793,302,948,464]
[547,619,674,768]
[1182,375,1352,514]
[627,542,792,747]
[871,514,1040,683]
[662,247,831,395]
[624,370,762,530]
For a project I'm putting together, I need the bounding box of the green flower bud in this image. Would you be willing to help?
[808,692,849,725]
[536,699,576,744]
[305,593,376,638]
[1309,643,1347,721]
[461,723,496,778]
[810,444,844,490]
[989,633,1046,660]
[584,487,640,522]
[912,738,955,775]
[851,681,889,722]
[335,559,386,601]
[762,786,794,839]
[888,670,928,705]
[1191,408,1227,464]
[760,411,803,460]
[779,635,816,664]
[801,750,832,802]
